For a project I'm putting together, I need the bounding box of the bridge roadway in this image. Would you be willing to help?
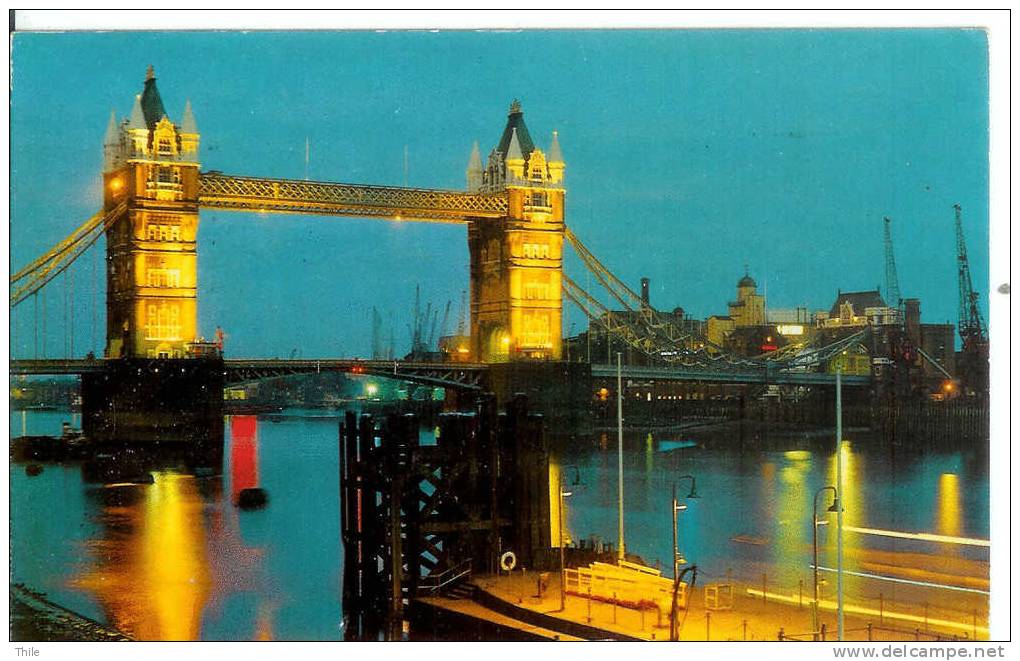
[8,358,489,391]
[12,358,869,388]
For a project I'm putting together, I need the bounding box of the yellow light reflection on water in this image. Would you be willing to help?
[827,440,863,530]
[548,460,572,546]
[772,454,811,575]
[72,473,212,640]
[937,473,961,538]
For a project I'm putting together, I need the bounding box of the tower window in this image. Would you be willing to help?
[145,303,182,340]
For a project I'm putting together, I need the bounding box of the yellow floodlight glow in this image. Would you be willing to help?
[366,383,379,396]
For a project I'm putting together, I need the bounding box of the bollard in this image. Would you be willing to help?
[587,586,592,623]
[778,627,784,641]
[743,619,748,641]
[914,628,920,641]
[821,623,827,641]
[613,592,617,624]
[867,622,873,641]
[705,611,711,641]
[798,579,803,609]
[879,592,884,625]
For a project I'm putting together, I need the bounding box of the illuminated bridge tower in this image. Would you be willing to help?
[467,100,566,363]
[102,65,201,359]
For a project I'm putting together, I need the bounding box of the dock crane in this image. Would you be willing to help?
[883,216,902,309]
[954,204,988,394]
[955,204,987,349]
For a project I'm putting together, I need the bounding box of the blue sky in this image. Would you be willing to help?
[10,29,989,358]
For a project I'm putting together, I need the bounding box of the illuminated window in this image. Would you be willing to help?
[524,282,549,300]
[522,243,551,259]
[521,312,551,348]
[146,268,181,288]
[528,191,548,207]
[145,302,182,340]
[158,138,173,156]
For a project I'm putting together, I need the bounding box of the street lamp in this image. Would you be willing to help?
[558,473,573,612]
[812,485,839,635]
[672,475,699,580]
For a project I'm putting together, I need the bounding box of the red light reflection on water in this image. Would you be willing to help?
[230,416,260,503]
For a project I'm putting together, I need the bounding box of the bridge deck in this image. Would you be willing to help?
[11,359,868,387]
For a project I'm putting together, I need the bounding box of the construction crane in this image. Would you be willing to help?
[954,204,987,350]
[883,216,901,309]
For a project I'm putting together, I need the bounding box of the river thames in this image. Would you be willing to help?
[10,409,989,640]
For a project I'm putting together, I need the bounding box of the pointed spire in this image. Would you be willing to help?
[549,130,564,163]
[467,141,482,171]
[103,109,119,145]
[146,64,155,81]
[506,128,524,161]
[466,141,483,191]
[128,94,146,130]
[180,100,198,134]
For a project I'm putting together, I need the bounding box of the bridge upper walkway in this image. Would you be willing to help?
[197,173,507,223]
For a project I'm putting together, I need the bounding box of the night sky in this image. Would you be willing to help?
[10,29,989,359]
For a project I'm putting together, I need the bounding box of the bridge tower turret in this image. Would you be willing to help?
[102,66,202,359]
[468,100,566,363]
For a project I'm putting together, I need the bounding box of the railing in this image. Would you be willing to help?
[779,623,973,642]
[417,558,473,596]
[563,561,688,623]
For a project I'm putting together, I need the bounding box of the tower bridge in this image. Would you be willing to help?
[11,67,870,443]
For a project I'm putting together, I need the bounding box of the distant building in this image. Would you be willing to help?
[706,271,765,349]
[706,271,796,356]
[819,289,899,329]
[566,277,703,364]
[903,298,956,380]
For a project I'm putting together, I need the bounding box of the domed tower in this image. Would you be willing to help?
[467,100,566,362]
[102,66,202,358]
[729,268,766,327]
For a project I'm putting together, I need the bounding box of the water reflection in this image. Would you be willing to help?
[72,474,212,640]
[230,416,260,503]
[937,473,961,538]
[10,409,989,640]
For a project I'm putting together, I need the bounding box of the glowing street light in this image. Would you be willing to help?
[812,484,839,635]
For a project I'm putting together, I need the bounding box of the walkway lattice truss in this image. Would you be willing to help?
[198,173,507,223]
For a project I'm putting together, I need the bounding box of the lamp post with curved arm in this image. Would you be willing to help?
[672,475,699,582]
[813,484,839,635]
[558,473,573,612]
